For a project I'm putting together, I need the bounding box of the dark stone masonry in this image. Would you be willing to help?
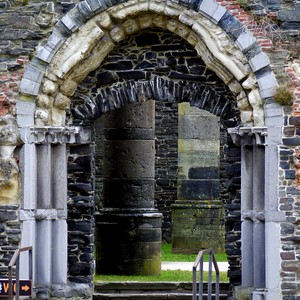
[72,30,241,278]
[0,0,300,299]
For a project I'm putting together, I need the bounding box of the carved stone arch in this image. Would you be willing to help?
[15,0,283,299]
[17,0,277,128]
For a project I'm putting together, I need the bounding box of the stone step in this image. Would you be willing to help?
[93,282,230,300]
[93,292,228,300]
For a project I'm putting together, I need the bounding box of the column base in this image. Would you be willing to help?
[95,209,162,276]
[171,200,225,254]
[234,286,254,300]
[234,286,269,300]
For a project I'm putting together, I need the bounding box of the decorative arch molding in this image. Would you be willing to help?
[71,78,238,123]
[17,0,277,129]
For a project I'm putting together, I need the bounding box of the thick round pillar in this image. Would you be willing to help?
[96,211,161,275]
[96,101,162,275]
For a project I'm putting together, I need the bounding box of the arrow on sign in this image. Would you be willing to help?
[21,284,30,292]
[0,280,32,297]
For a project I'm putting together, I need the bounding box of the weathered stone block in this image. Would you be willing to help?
[178,179,219,199]
[289,116,300,126]
[283,137,300,146]
[19,65,44,96]
[218,11,245,40]
[36,30,66,63]
[103,140,155,178]
[103,178,154,208]
[257,72,278,98]
[199,0,220,19]
[0,124,18,145]
[86,0,107,14]
[249,52,270,72]
[172,203,225,253]
[188,166,219,179]
[278,10,300,22]
[178,115,220,139]
[149,0,166,13]
[96,212,162,275]
[77,1,95,19]
[211,4,226,23]
[68,220,93,233]
[235,31,256,51]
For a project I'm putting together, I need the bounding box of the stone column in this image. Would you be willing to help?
[18,126,92,298]
[96,100,162,276]
[35,144,52,289]
[172,103,223,253]
[34,143,68,297]
[51,144,68,285]
[264,102,284,300]
[241,143,254,288]
[252,144,265,288]
[19,143,37,280]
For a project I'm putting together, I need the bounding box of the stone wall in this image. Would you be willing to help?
[0,205,20,277]
[67,143,95,283]
[155,101,178,243]
[0,0,300,298]
[0,0,58,279]
[72,28,239,236]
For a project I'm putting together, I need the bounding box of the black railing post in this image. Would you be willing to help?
[8,247,33,300]
[192,249,220,300]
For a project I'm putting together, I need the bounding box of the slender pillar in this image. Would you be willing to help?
[264,105,284,300]
[51,144,67,210]
[22,143,37,210]
[253,144,265,288]
[96,100,162,275]
[36,220,52,287]
[35,144,52,291]
[19,127,91,298]
[241,144,254,287]
[51,220,68,284]
[35,143,68,292]
[20,143,37,279]
[51,144,68,285]
[36,144,52,209]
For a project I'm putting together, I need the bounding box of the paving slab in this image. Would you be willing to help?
[162,261,228,272]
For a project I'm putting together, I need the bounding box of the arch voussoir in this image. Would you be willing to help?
[71,77,236,123]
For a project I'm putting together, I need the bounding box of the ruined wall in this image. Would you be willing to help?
[72,28,239,248]
[0,0,300,298]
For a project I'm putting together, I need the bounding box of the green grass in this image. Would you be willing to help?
[95,244,229,283]
[161,243,228,262]
[95,270,229,282]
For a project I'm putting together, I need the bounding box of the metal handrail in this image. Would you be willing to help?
[8,246,32,300]
[192,249,220,300]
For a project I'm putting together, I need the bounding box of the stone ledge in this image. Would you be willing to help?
[19,209,67,221]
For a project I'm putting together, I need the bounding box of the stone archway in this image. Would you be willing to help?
[15,0,282,299]
[70,27,242,279]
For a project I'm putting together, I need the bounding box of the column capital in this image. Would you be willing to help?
[228,126,267,146]
[19,126,92,144]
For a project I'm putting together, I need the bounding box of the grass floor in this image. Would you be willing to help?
[95,244,229,283]
[94,270,229,282]
[161,243,228,262]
